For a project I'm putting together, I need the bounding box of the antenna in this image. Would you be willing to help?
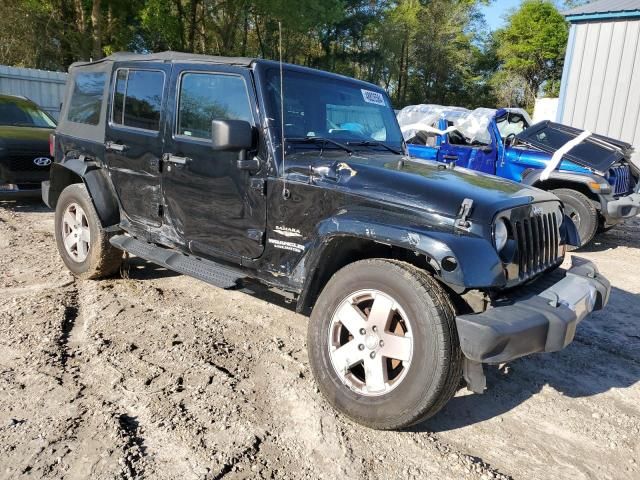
[278,21,288,199]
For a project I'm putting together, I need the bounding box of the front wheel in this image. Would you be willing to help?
[307,259,462,430]
[552,188,599,248]
[54,183,123,279]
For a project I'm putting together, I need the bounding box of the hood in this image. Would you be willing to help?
[285,151,558,223]
[0,125,52,157]
[515,121,633,174]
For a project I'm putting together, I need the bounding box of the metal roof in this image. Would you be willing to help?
[564,0,640,21]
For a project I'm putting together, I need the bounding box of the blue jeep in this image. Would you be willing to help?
[398,105,640,246]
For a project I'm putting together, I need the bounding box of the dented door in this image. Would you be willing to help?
[105,65,170,226]
[161,64,267,260]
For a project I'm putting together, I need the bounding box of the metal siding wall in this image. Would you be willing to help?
[560,19,640,158]
[0,65,67,120]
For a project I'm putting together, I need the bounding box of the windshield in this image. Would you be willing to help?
[0,97,56,128]
[264,68,402,151]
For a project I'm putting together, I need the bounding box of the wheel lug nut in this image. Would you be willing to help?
[379,340,384,347]
[370,352,376,359]
[358,344,364,351]
[359,328,366,335]
[372,326,377,332]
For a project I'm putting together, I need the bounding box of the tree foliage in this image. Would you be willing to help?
[492,0,568,109]
[0,0,570,111]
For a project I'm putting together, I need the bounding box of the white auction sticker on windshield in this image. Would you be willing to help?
[361,89,386,106]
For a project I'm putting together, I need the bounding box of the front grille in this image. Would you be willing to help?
[8,155,52,172]
[609,164,633,195]
[501,203,563,285]
[512,212,560,279]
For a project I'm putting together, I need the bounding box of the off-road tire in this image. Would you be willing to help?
[307,259,462,430]
[552,188,598,248]
[54,183,122,279]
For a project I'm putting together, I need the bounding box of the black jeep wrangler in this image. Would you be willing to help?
[44,52,611,430]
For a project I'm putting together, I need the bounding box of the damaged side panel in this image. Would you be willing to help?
[255,172,507,302]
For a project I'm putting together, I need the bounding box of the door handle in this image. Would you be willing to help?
[163,153,190,165]
[442,154,458,160]
[105,141,128,152]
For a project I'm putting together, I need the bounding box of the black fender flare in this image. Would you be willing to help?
[294,213,506,314]
[48,159,120,227]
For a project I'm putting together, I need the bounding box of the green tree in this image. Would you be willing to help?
[493,0,568,109]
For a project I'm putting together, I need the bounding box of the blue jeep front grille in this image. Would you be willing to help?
[609,164,633,195]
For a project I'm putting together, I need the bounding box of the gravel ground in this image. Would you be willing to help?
[0,199,638,480]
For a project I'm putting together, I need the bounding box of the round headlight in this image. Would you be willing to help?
[494,218,508,252]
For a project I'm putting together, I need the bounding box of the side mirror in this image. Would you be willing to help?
[211,119,255,151]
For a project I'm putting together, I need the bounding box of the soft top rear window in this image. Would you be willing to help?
[67,72,107,125]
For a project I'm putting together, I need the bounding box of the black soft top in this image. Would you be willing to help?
[70,51,256,69]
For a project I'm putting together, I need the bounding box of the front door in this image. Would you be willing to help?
[105,65,170,226]
[438,133,496,174]
[162,65,266,260]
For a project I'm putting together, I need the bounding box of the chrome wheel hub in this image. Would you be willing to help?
[328,289,414,396]
[61,203,90,262]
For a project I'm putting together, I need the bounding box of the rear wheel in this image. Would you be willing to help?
[552,188,598,248]
[54,183,122,279]
[307,259,462,430]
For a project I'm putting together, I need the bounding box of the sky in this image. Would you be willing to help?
[481,0,523,31]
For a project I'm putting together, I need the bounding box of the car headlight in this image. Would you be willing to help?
[494,218,508,252]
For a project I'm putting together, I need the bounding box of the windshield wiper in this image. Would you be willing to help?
[346,140,401,155]
[287,136,353,155]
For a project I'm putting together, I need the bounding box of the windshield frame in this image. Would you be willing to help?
[0,96,57,128]
[254,62,403,160]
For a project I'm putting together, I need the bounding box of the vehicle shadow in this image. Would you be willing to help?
[579,216,640,252]
[414,284,640,433]
[121,257,298,312]
[123,256,181,280]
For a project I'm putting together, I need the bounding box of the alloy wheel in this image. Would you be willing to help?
[327,289,414,396]
[61,202,91,262]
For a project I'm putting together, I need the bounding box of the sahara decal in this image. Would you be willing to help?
[273,226,302,238]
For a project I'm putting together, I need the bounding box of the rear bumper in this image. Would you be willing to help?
[41,180,52,207]
[456,257,610,364]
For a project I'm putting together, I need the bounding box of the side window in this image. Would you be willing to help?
[112,69,164,131]
[67,72,106,125]
[177,73,252,140]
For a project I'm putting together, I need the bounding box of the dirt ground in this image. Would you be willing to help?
[0,199,638,480]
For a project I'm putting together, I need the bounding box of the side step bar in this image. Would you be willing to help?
[110,235,244,289]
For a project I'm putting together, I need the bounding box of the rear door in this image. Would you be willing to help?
[161,64,266,260]
[105,65,170,226]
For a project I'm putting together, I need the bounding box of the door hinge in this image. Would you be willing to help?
[250,178,266,196]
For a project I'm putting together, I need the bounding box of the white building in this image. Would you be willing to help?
[558,0,640,159]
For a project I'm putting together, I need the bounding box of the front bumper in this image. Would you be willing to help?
[456,257,610,364]
[603,190,640,219]
[0,182,41,199]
